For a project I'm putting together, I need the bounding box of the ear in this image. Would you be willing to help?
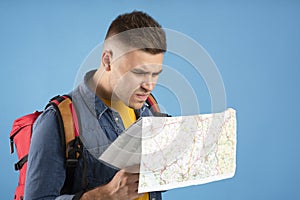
[102,50,113,71]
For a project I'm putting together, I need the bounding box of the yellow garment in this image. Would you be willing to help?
[101,98,149,200]
[101,98,136,128]
[135,193,149,200]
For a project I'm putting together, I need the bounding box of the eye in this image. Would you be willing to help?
[152,72,160,77]
[152,69,163,77]
[131,69,148,75]
[131,69,162,77]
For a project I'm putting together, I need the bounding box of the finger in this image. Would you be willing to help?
[118,168,139,176]
[131,192,145,200]
[125,173,140,184]
[128,188,145,199]
[117,171,140,186]
[124,164,140,173]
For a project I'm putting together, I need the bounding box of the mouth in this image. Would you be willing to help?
[134,93,149,101]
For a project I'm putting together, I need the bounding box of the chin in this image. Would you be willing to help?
[129,101,144,110]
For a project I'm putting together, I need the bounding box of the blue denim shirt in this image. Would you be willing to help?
[24,70,162,200]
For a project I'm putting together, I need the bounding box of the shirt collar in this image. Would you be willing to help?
[76,70,109,119]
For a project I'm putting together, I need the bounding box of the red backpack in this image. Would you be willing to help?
[9,94,163,200]
[9,95,82,200]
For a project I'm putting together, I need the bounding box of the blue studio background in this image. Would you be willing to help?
[1,1,300,199]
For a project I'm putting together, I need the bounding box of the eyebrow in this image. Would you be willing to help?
[131,68,163,75]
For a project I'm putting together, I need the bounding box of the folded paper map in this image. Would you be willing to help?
[99,108,237,192]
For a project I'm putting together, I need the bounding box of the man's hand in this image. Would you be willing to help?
[80,169,144,200]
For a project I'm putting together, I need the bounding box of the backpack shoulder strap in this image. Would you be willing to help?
[48,95,83,194]
[146,93,161,113]
[146,94,171,117]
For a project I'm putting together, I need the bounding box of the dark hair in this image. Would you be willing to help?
[105,11,166,54]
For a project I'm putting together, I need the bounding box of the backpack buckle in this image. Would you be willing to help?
[14,155,28,171]
[66,159,78,167]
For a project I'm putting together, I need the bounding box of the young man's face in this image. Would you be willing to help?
[109,50,164,109]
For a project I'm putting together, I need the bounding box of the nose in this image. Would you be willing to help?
[141,79,155,92]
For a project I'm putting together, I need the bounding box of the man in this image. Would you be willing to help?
[25,11,166,200]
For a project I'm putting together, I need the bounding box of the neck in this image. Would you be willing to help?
[88,68,112,101]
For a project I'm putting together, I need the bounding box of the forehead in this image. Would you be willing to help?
[118,50,164,70]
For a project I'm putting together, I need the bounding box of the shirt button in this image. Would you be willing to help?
[115,117,119,121]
